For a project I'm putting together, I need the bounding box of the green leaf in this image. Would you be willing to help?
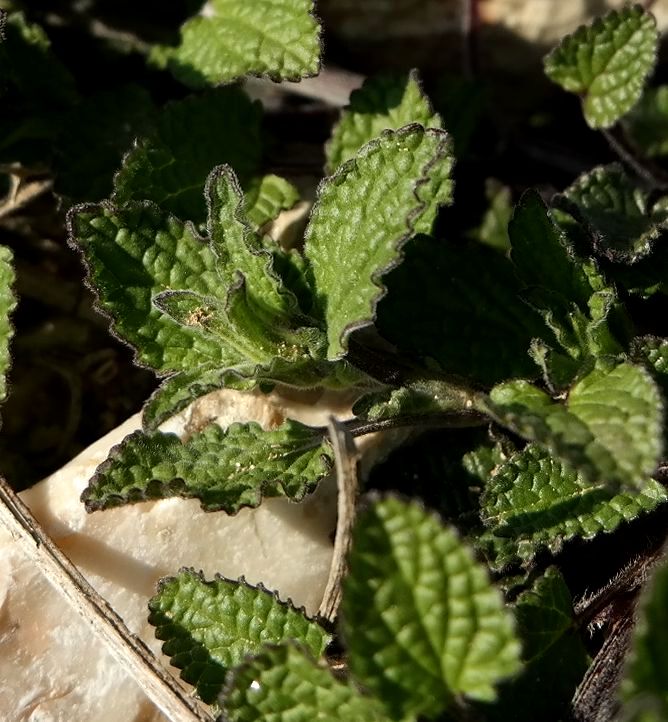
[341,495,521,719]
[480,444,667,568]
[305,125,454,359]
[554,164,668,263]
[479,568,589,721]
[53,85,157,203]
[633,336,668,397]
[468,179,512,252]
[624,85,668,158]
[544,4,658,129]
[222,644,393,722]
[113,88,263,223]
[510,190,594,309]
[68,198,233,373]
[148,569,331,704]
[0,245,16,405]
[82,419,332,513]
[244,174,299,232]
[151,0,321,89]
[69,165,321,378]
[325,69,442,174]
[377,234,549,386]
[619,554,668,721]
[485,361,664,488]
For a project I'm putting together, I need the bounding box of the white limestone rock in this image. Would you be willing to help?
[0,388,370,722]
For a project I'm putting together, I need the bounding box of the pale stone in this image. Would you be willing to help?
[0,387,382,722]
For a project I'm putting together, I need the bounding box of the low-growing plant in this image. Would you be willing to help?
[3,2,668,721]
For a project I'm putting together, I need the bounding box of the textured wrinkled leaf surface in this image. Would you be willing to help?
[487,362,664,487]
[377,234,548,386]
[69,201,231,373]
[114,89,262,223]
[244,174,299,231]
[625,85,668,157]
[480,569,589,721]
[0,246,16,404]
[305,125,454,359]
[619,555,668,721]
[480,444,667,567]
[222,644,392,722]
[341,496,521,719]
[555,164,668,263]
[544,4,658,128]
[151,0,321,88]
[82,419,332,513]
[149,570,331,704]
[325,70,442,173]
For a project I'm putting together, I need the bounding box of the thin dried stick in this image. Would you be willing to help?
[0,476,213,722]
[318,417,360,622]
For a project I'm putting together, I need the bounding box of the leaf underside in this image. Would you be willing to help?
[148,569,331,704]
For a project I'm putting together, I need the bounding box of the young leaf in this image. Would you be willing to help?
[113,89,263,223]
[480,568,589,722]
[325,69,442,173]
[480,444,667,568]
[554,164,668,263]
[0,245,16,405]
[304,124,454,359]
[244,174,299,232]
[376,234,550,386]
[619,554,668,721]
[486,361,664,488]
[82,419,332,513]
[151,0,321,89]
[469,179,512,253]
[633,336,668,396]
[222,644,392,722]
[624,85,668,158]
[544,4,658,129]
[341,495,521,720]
[148,570,331,704]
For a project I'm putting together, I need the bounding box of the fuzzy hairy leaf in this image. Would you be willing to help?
[113,89,262,223]
[544,4,658,129]
[554,164,668,263]
[325,69,442,173]
[633,335,668,395]
[221,644,392,722]
[244,174,299,231]
[377,234,549,386]
[624,85,668,158]
[619,555,668,721]
[305,125,454,359]
[69,200,231,373]
[69,165,321,384]
[480,568,589,721]
[480,444,667,568]
[82,419,331,513]
[341,496,521,719]
[0,246,16,405]
[486,361,664,487]
[151,0,321,89]
[149,570,331,704]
